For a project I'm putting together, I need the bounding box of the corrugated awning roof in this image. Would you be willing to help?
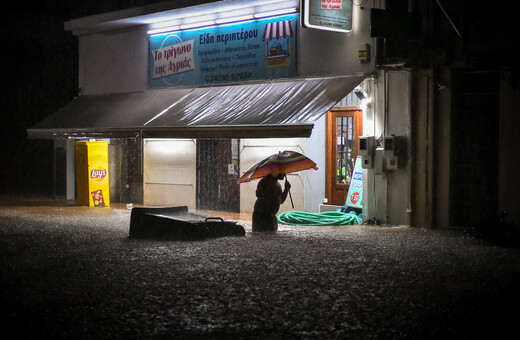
[27,76,364,139]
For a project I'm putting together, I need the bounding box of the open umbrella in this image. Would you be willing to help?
[237,150,318,208]
[237,150,318,184]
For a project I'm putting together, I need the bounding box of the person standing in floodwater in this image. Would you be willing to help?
[252,174,291,232]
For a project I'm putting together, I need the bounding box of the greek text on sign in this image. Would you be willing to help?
[321,0,342,10]
[148,14,298,88]
[152,40,195,79]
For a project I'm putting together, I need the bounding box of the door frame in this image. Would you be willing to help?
[326,107,363,205]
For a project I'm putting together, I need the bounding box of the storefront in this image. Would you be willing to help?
[27,0,374,213]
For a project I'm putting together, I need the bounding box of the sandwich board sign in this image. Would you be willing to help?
[345,156,363,209]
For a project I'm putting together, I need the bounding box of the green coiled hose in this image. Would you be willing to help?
[277,211,361,226]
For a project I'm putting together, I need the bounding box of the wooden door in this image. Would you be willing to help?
[326,108,363,206]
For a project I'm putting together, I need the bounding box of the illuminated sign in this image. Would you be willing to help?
[148,14,298,89]
[302,0,352,33]
[346,156,363,209]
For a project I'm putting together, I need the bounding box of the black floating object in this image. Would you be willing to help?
[129,206,245,241]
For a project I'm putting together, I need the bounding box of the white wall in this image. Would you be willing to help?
[79,26,149,95]
[362,70,412,225]
[304,115,326,213]
[385,71,411,225]
[298,3,375,78]
[143,139,197,208]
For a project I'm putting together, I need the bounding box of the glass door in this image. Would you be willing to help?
[336,116,355,186]
[326,108,362,206]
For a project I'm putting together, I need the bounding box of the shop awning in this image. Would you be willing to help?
[27,75,365,139]
[263,20,294,40]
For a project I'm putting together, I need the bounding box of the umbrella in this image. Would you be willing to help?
[237,150,318,184]
[237,150,318,208]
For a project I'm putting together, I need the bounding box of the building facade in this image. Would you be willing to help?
[28,0,520,233]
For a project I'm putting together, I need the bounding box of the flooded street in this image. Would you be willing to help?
[1,198,520,339]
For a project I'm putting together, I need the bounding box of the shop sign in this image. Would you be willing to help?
[149,14,298,88]
[302,0,352,33]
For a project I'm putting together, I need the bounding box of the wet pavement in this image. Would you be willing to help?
[1,196,520,339]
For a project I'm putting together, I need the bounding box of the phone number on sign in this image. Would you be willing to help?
[205,72,252,83]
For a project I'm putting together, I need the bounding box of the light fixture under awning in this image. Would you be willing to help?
[27,75,365,139]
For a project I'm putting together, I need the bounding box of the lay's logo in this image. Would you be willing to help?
[353,172,363,181]
[90,167,107,181]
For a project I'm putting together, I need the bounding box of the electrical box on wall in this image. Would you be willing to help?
[359,136,376,168]
[384,136,407,170]
[358,43,370,63]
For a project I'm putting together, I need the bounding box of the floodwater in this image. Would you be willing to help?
[1,197,520,339]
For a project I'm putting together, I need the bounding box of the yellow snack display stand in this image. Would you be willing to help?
[75,141,110,207]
